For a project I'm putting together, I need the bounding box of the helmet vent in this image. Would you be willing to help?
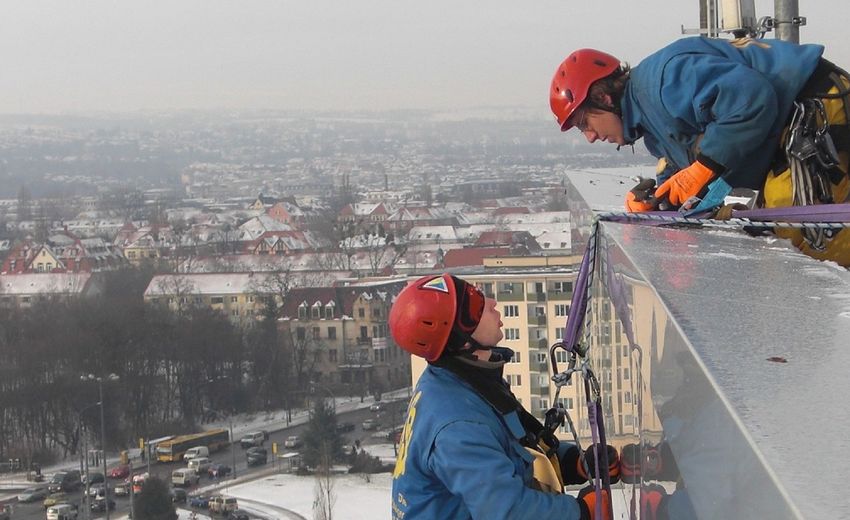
[593,59,608,67]
[422,320,433,326]
[565,89,573,102]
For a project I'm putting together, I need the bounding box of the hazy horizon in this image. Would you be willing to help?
[2,1,848,115]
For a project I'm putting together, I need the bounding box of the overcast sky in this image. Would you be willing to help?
[1,1,847,115]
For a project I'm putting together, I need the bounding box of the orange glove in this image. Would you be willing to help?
[654,161,716,207]
[625,178,658,212]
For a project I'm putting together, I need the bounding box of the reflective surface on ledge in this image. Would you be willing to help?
[595,221,850,519]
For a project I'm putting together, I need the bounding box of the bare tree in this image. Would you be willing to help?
[155,275,198,316]
[312,441,336,520]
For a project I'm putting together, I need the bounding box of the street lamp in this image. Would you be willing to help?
[81,373,119,520]
[204,378,237,479]
[78,400,101,520]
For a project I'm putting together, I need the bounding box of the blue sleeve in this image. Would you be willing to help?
[659,53,779,174]
[429,420,582,520]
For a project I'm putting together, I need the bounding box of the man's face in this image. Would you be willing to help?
[570,108,626,146]
[471,297,503,347]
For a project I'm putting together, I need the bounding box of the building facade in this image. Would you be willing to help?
[278,279,410,396]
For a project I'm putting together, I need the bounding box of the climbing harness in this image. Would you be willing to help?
[785,98,843,249]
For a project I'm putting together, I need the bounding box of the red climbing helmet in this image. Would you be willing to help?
[389,274,485,361]
[550,49,621,131]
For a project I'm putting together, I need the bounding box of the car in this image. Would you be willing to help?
[207,463,232,479]
[336,422,355,433]
[46,503,78,520]
[18,485,49,503]
[227,510,251,520]
[369,402,385,412]
[187,456,212,474]
[283,435,302,449]
[361,418,379,430]
[43,492,69,509]
[246,447,267,466]
[113,481,130,497]
[182,446,210,461]
[87,482,106,497]
[48,470,81,493]
[189,495,209,509]
[239,431,265,449]
[108,465,130,479]
[90,498,116,513]
[172,468,200,487]
[82,472,105,485]
[170,488,188,504]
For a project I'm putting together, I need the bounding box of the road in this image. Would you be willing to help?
[9,399,408,520]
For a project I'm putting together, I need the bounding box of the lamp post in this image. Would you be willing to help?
[81,373,119,520]
[78,401,101,520]
[204,378,237,479]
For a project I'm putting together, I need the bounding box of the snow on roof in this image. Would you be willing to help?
[0,273,92,295]
[536,231,572,250]
[494,210,572,224]
[406,225,459,241]
[144,273,279,296]
[238,215,295,240]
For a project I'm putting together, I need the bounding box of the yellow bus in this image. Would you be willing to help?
[155,429,230,462]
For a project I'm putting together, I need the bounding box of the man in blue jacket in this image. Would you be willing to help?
[388,274,611,520]
[550,37,850,264]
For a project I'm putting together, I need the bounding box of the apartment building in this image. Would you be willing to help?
[278,279,410,395]
[0,272,103,308]
[143,272,277,322]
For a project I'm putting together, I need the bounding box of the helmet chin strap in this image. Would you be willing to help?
[446,328,516,365]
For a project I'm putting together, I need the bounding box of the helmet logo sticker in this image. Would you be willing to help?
[420,276,449,293]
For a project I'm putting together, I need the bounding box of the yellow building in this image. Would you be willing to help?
[409,260,586,439]
[143,273,277,322]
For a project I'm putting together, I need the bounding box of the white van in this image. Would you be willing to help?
[171,468,200,487]
[46,504,78,520]
[187,456,212,474]
[182,446,209,461]
[239,431,265,448]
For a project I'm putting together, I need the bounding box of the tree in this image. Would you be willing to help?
[132,476,177,520]
[313,440,336,520]
[302,398,343,468]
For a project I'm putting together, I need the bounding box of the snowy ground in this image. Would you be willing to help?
[2,386,633,519]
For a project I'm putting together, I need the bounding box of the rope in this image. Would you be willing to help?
[595,210,850,231]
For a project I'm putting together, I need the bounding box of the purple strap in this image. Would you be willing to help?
[587,398,602,520]
[563,247,592,353]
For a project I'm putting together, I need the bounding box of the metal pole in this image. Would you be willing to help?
[774,0,800,43]
[128,460,134,520]
[230,419,236,479]
[99,381,110,520]
[83,426,90,520]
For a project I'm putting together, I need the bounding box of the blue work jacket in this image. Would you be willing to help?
[391,364,581,519]
[622,36,823,188]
